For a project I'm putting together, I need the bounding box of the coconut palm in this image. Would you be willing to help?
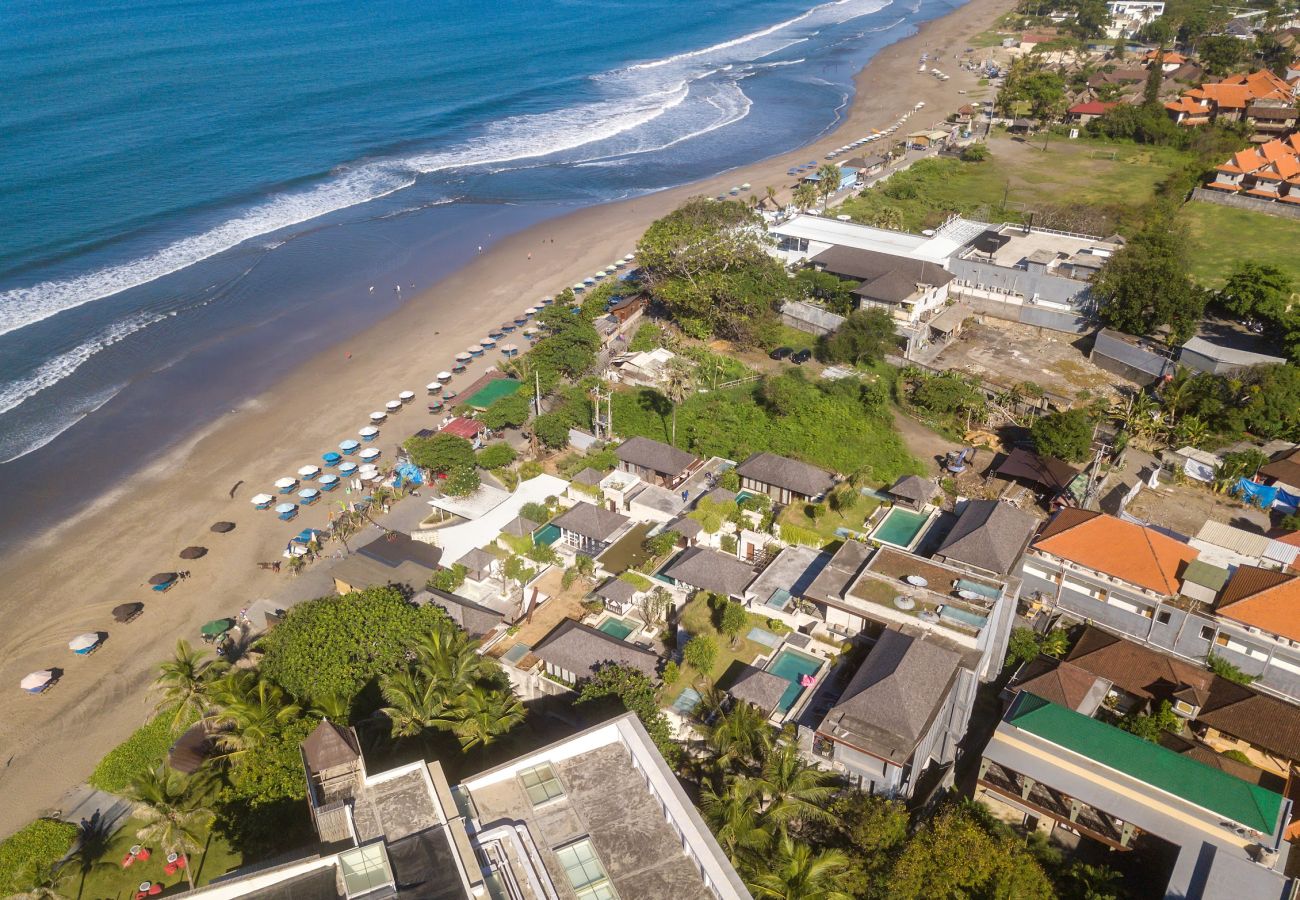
[662,357,695,446]
[705,702,776,777]
[154,640,226,729]
[1173,414,1210,449]
[379,668,448,740]
[439,686,525,750]
[871,206,904,231]
[765,185,778,210]
[701,787,771,867]
[738,742,837,832]
[815,164,841,204]
[747,834,855,900]
[793,182,819,212]
[8,864,71,900]
[125,767,214,892]
[414,626,489,690]
[208,671,300,757]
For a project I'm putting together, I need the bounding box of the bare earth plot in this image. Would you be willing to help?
[1125,477,1272,538]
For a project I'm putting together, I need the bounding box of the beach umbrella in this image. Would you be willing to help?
[274,503,296,514]
[426,382,442,394]
[591,272,604,280]
[359,425,379,437]
[340,439,361,454]
[179,546,207,560]
[623,254,634,262]
[498,322,515,333]
[298,487,320,500]
[572,283,585,292]
[274,477,297,491]
[20,671,54,693]
[399,390,415,403]
[112,603,144,623]
[369,411,386,423]
[210,521,235,533]
[524,306,538,316]
[200,618,234,638]
[322,451,342,465]
[480,337,496,348]
[455,352,471,362]
[339,462,358,475]
[69,633,100,653]
[385,400,402,412]
[251,493,273,507]
[320,473,340,488]
[540,295,553,304]
[149,572,177,586]
[298,465,320,479]
[500,343,519,357]
[359,447,380,461]
[467,345,483,356]
[442,389,458,400]
[436,371,452,382]
[904,575,928,587]
[741,182,751,190]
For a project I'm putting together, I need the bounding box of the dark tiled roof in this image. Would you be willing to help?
[552,502,630,542]
[301,720,361,773]
[573,467,605,486]
[595,577,639,604]
[501,515,541,538]
[935,500,1038,575]
[662,547,756,597]
[532,619,659,679]
[811,246,954,289]
[726,665,790,715]
[1199,680,1300,762]
[818,629,959,763]
[459,547,497,579]
[737,452,836,498]
[417,588,504,638]
[887,475,936,505]
[356,532,443,569]
[1011,655,1110,713]
[1065,626,1211,700]
[997,447,1079,493]
[616,436,697,476]
[1259,446,1300,486]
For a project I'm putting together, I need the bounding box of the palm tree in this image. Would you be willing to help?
[379,668,448,740]
[793,182,818,212]
[66,812,117,897]
[747,834,855,900]
[765,185,778,210]
[815,164,841,204]
[706,702,775,777]
[312,690,352,722]
[154,640,226,729]
[439,686,525,750]
[208,671,300,757]
[739,742,837,832]
[126,767,214,892]
[1174,414,1210,449]
[701,787,770,867]
[871,207,904,231]
[414,627,489,690]
[8,865,71,900]
[662,357,695,446]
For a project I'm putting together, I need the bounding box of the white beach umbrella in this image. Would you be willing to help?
[339,462,359,475]
[524,306,538,316]
[522,327,539,336]
[297,465,320,478]
[480,337,496,347]
[572,283,585,291]
[359,447,380,461]
[298,487,320,500]
[466,345,481,355]
[274,502,297,514]
[359,425,379,436]
[436,371,452,382]
[251,493,274,506]
[385,400,402,412]
[369,411,386,422]
[20,671,54,692]
[274,477,297,490]
[399,390,415,402]
[623,253,634,262]
[68,633,100,652]
[426,382,441,392]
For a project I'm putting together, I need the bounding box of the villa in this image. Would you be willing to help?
[814,627,966,798]
[616,436,700,490]
[551,501,632,556]
[531,618,660,683]
[736,452,836,505]
[663,547,757,601]
[414,587,507,640]
[931,500,1039,578]
[809,245,953,326]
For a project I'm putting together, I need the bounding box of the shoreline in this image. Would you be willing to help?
[0,0,1016,838]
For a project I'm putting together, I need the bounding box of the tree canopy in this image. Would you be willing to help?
[1030,407,1096,462]
[480,392,530,430]
[818,308,897,366]
[1095,208,1205,346]
[576,664,677,763]
[404,432,475,475]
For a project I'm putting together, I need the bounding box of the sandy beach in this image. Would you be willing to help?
[0,0,1015,837]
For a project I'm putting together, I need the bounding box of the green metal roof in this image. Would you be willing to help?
[1008,693,1283,834]
[1182,559,1230,591]
[465,377,523,409]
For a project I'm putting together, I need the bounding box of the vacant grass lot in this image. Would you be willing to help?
[838,132,1193,235]
[1181,201,1300,288]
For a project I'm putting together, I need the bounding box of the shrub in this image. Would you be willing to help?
[0,819,78,895]
[684,634,718,673]
[443,465,481,497]
[719,468,740,491]
[642,530,679,558]
[1221,749,1254,765]
[89,705,198,792]
[428,563,467,593]
[520,501,551,524]
[619,571,652,591]
[581,598,606,616]
[662,661,680,685]
[720,534,738,555]
[1004,627,1040,668]
[1207,652,1257,684]
[477,442,517,470]
[519,460,544,480]
[960,143,990,162]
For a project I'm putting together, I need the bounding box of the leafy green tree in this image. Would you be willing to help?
[793,181,819,212]
[1200,34,1247,75]
[125,767,215,891]
[481,393,530,430]
[1095,210,1205,345]
[520,501,551,523]
[747,833,854,900]
[154,639,227,729]
[215,716,319,854]
[476,442,517,470]
[428,563,467,593]
[831,791,909,893]
[442,464,481,497]
[684,634,719,674]
[1031,407,1095,462]
[258,587,451,704]
[1217,261,1294,322]
[576,664,678,763]
[1005,627,1042,668]
[1120,699,1183,741]
[959,143,989,162]
[404,432,475,475]
[819,308,896,365]
[533,412,573,449]
[720,601,749,649]
[910,372,983,417]
[793,269,857,316]
[1040,627,1071,658]
[996,58,1068,119]
[1207,652,1257,684]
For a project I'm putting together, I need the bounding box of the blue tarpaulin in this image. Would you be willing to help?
[1233,478,1277,509]
[395,462,423,487]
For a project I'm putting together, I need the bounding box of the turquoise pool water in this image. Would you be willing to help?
[598,617,635,640]
[736,490,761,504]
[872,507,930,548]
[533,523,560,546]
[768,649,821,714]
[939,605,988,629]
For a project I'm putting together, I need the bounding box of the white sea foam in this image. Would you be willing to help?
[0,312,165,418]
[0,383,124,464]
[0,0,892,342]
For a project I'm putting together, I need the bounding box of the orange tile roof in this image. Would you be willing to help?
[1215,565,1300,642]
[1205,182,1242,192]
[1032,509,1198,595]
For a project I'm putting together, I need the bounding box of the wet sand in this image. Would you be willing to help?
[0,0,1015,837]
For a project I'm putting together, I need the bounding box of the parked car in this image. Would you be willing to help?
[769,346,794,361]
[792,349,813,364]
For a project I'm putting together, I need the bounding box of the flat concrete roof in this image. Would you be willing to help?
[963,226,1119,270]
[770,214,956,264]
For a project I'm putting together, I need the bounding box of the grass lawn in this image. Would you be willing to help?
[837,133,1193,235]
[71,819,241,899]
[1182,201,1300,288]
[676,594,783,690]
[777,496,880,544]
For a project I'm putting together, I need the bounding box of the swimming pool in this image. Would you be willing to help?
[533,523,560,546]
[735,490,761,504]
[768,649,822,714]
[597,617,635,640]
[871,507,930,549]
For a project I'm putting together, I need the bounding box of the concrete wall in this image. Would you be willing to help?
[1192,187,1300,221]
[948,256,1096,307]
[1019,557,1300,702]
[949,289,1093,335]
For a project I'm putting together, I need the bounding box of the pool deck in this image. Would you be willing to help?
[868,505,936,551]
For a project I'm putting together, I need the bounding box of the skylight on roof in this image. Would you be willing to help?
[519,763,565,806]
[555,838,618,900]
[339,844,394,898]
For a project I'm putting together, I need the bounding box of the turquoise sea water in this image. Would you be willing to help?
[0,0,965,547]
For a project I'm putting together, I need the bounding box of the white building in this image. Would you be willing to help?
[1105,0,1165,38]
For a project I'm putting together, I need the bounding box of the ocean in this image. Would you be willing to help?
[0,0,962,547]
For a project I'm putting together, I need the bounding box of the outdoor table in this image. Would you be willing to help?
[139,882,152,893]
